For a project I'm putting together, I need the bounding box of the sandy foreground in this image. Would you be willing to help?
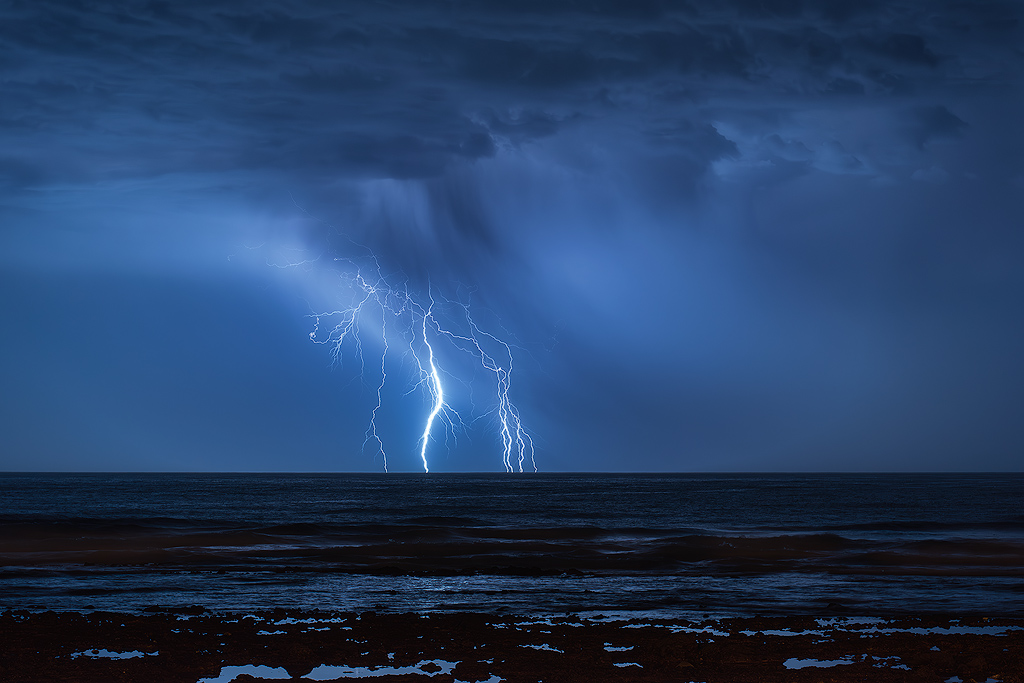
[2,609,1022,682]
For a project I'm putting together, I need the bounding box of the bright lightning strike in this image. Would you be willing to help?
[417,305,443,474]
[295,248,535,474]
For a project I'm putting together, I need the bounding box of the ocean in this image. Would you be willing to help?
[2,472,1023,617]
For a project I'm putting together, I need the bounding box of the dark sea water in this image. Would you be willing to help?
[2,473,1023,617]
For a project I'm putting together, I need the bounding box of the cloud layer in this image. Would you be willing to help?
[1,0,1022,470]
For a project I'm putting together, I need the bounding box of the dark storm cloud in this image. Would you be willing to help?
[5,0,1013,195]
[908,104,967,148]
[2,0,1023,470]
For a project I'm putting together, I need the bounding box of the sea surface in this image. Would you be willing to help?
[1,473,1023,617]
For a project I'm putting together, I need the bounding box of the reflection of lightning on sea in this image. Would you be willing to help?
[298,250,534,474]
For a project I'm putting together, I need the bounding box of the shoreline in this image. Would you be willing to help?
[3,608,1022,682]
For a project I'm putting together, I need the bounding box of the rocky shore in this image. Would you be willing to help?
[2,608,1021,682]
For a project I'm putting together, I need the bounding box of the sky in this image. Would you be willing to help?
[1,0,1022,472]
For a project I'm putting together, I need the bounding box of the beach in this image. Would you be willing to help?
[3,608,1022,682]
[3,473,1024,681]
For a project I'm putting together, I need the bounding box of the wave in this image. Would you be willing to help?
[3,517,1023,578]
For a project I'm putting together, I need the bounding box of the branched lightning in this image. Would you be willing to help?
[363,312,388,472]
[432,307,534,473]
[296,248,535,473]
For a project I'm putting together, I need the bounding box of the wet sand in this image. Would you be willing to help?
[2,609,1022,682]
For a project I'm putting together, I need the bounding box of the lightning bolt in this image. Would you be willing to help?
[417,305,443,474]
[433,307,535,473]
[362,312,388,472]
[298,248,534,473]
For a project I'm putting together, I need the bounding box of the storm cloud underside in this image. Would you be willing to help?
[1,0,1022,470]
